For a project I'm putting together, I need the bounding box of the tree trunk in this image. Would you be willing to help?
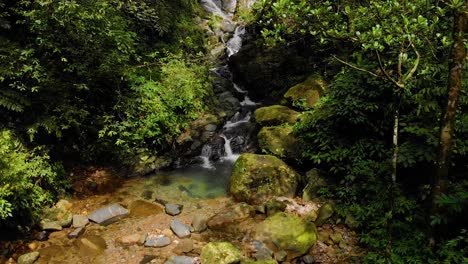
[433,10,467,212]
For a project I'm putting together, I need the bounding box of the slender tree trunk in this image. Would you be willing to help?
[433,10,467,213]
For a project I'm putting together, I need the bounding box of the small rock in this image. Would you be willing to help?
[315,203,334,226]
[173,239,194,254]
[17,251,40,264]
[171,219,191,238]
[255,205,266,214]
[145,236,171,248]
[55,199,72,212]
[68,227,85,239]
[165,203,183,216]
[116,233,141,245]
[330,233,342,244]
[40,220,62,231]
[88,203,129,225]
[165,256,196,264]
[72,214,89,228]
[191,215,208,233]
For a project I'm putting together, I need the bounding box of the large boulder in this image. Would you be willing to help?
[230,154,301,204]
[255,212,317,256]
[283,74,326,109]
[201,242,242,264]
[254,105,300,126]
[257,126,300,160]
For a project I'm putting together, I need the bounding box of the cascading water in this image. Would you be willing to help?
[226,26,246,57]
[196,0,258,169]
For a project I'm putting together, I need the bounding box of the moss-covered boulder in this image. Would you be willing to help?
[255,212,318,256]
[254,105,301,126]
[200,242,242,264]
[257,126,300,159]
[230,154,301,205]
[284,74,326,109]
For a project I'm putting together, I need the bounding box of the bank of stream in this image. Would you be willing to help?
[1,1,364,263]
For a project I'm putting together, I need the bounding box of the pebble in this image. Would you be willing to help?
[88,203,129,225]
[173,239,194,254]
[165,203,183,216]
[144,236,171,248]
[170,219,191,238]
[17,251,40,264]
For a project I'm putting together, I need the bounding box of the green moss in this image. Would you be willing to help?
[229,154,301,205]
[315,203,334,226]
[254,105,301,126]
[201,242,242,264]
[284,74,326,109]
[257,126,300,159]
[255,212,318,255]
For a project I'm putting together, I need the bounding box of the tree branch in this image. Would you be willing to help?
[332,55,379,78]
[402,39,421,82]
[375,51,404,88]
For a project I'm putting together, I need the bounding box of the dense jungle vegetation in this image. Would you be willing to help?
[0,0,467,263]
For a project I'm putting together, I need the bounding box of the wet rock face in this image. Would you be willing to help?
[254,105,301,126]
[255,212,318,256]
[200,242,242,264]
[229,154,301,205]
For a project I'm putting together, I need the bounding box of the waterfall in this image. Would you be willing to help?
[201,0,232,21]
[199,145,215,169]
[196,0,259,169]
[220,135,240,161]
[226,26,246,57]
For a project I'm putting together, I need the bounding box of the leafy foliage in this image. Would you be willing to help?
[254,0,468,262]
[99,56,211,157]
[0,130,67,229]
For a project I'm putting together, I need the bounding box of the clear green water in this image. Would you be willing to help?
[146,160,235,199]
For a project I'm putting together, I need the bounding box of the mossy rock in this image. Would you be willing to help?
[255,212,318,255]
[230,154,301,205]
[284,74,326,109]
[315,203,334,226]
[257,126,300,160]
[200,242,242,264]
[254,105,301,126]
